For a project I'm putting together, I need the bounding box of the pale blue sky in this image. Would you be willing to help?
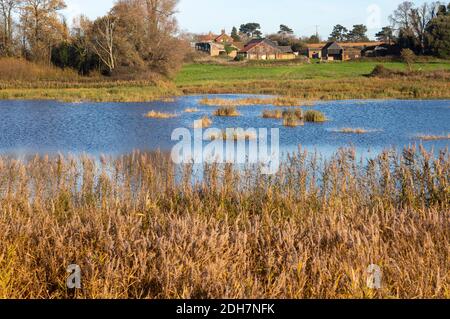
[63,0,430,39]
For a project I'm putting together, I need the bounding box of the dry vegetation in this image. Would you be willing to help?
[262,110,284,119]
[0,58,179,102]
[282,109,305,127]
[193,116,212,129]
[206,129,257,141]
[199,97,313,107]
[184,108,199,113]
[304,110,327,123]
[335,128,371,134]
[0,146,448,299]
[213,106,240,117]
[416,134,450,141]
[144,111,178,119]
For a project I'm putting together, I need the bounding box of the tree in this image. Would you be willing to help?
[426,4,450,58]
[347,24,369,42]
[90,15,117,75]
[389,1,440,53]
[375,26,394,44]
[390,1,414,31]
[0,0,21,56]
[278,24,293,36]
[239,23,261,38]
[20,0,67,63]
[92,0,187,77]
[307,34,320,44]
[409,3,435,53]
[401,48,415,71]
[329,24,348,42]
[230,26,240,42]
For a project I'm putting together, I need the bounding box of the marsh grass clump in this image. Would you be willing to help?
[0,146,447,299]
[213,106,240,117]
[283,108,303,120]
[193,116,212,128]
[262,109,283,119]
[145,110,177,119]
[282,113,301,127]
[416,134,450,141]
[207,129,257,141]
[304,110,327,122]
[336,128,370,134]
[282,108,304,127]
[184,108,199,113]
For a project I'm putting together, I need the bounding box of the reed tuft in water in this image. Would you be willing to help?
[416,133,450,141]
[145,110,177,119]
[304,110,327,122]
[193,116,213,128]
[213,106,240,117]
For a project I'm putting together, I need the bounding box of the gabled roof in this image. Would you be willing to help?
[307,41,385,50]
[322,41,343,51]
[278,46,293,53]
[214,33,233,43]
[240,38,281,53]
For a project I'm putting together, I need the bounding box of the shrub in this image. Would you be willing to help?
[401,49,416,71]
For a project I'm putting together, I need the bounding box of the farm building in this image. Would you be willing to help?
[238,38,296,60]
[194,30,241,57]
[305,41,385,61]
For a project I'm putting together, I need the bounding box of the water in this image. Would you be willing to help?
[0,95,448,158]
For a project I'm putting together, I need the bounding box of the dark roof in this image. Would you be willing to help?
[322,41,343,51]
[278,46,293,53]
[240,38,288,53]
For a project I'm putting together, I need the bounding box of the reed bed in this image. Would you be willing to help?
[184,108,199,113]
[144,111,177,119]
[262,110,283,119]
[282,109,304,127]
[206,129,257,141]
[199,97,314,108]
[335,128,371,134]
[304,110,327,122]
[416,134,450,141]
[0,146,448,299]
[213,106,240,117]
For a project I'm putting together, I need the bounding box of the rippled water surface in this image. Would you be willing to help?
[0,95,448,157]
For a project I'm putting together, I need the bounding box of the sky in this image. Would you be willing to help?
[63,0,431,39]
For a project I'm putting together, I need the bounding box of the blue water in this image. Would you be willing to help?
[0,95,448,157]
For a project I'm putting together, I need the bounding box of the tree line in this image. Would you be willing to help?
[226,1,450,58]
[0,0,187,77]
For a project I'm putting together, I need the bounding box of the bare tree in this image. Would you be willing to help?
[0,0,21,56]
[390,1,414,34]
[90,15,117,74]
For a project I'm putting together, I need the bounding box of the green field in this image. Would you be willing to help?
[175,61,450,85]
[1,59,450,102]
[174,60,450,100]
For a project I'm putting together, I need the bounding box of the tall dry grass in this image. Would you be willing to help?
[0,146,448,299]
